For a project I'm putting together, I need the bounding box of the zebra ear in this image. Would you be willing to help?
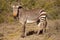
[12,5,15,8]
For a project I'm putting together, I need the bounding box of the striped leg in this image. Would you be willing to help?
[37,22,44,35]
[42,21,47,34]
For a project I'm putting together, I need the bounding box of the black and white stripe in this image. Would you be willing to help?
[40,12,47,21]
[12,4,47,37]
[37,11,47,34]
[38,11,47,27]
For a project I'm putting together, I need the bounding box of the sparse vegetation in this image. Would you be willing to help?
[0,20,60,40]
[0,0,60,40]
[0,0,60,23]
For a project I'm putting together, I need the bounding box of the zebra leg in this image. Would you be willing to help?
[37,21,47,35]
[37,22,43,35]
[43,21,47,34]
[21,21,26,38]
[37,23,40,35]
[43,27,46,34]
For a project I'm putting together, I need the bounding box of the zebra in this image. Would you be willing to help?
[11,3,47,37]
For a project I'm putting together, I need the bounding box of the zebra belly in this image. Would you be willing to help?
[27,20,36,23]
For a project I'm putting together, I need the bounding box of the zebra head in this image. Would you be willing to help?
[11,3,22,19]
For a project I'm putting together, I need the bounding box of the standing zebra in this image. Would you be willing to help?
[11,3,47,38]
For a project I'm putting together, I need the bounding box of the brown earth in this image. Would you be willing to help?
[0,19,60,40]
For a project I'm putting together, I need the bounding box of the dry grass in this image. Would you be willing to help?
[0,19,60,40]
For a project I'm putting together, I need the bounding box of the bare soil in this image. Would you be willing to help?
[0,19,60,40]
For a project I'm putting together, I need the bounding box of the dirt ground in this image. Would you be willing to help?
[0,19,60,40]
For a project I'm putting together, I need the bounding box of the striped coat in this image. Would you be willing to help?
[12,5,47,37]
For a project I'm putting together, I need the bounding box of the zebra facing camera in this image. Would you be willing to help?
[12,2,47,38]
